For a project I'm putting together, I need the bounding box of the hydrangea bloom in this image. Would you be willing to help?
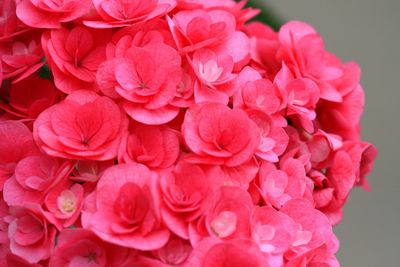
[41,26,111,93]
[0,1,377,266]
[16,0,92,29]
[0,31,45,83]
[182,102,260,167]
[82,163,170,250]
[33,90,128,160]
[0,75,58,121]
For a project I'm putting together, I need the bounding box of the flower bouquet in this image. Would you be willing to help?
[0,0,377,266]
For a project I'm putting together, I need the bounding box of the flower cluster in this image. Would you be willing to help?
[0,0,377,266]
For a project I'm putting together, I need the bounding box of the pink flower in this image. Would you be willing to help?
[81,163,170,250]
[33,90,128,160]
[192,49,235,86]
[0,34,45,83]
[49,228,133,267]
[0,121,39,190]
[244,22,281,79]
[3,154,73,206]
[281,199,334,259]
[84,0,177,28]
[317,85,365,140]
[42,26,110,94]
[0,0,30,41]
[200,186,252,241]
[43,181,84,229]
[343,141,378,190]
[331,61,362,96]
[190,49,237,104]
[97,43,182,125]
[282,126,313,173]
[251,206,296,255]
[278,21,344,102]
[274,63,320,132]
[160,161,223,239]
[0,61,2,87]
[0,75,58,121]
[0,195,10,246]
[171,61,196,108]
[285,236,339,267]
[218,158,259,188]
[7,206,57,264]
[176,0,252,11]
[2,253,43,267]
[119,122,180,169]
[0,1,378,263]
[16,0,92,29]
[259,158,308,208]
[182,102,260,167]
[186,238,267,267]
[247,110,289,162]
[71,160,114,183]
[104,19,176,59]
[233,67,283,117]
[153,235,192,265]
[168,8,250,64]
[176,0,259,29]
[312,150,356,224]
[307,130,343,165]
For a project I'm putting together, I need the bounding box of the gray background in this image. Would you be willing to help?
[258,1,400,266]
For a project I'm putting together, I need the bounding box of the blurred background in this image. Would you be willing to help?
[250,0,400,266]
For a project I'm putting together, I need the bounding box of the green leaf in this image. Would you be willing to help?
[38,64,52,80]
[245,0,284,31]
